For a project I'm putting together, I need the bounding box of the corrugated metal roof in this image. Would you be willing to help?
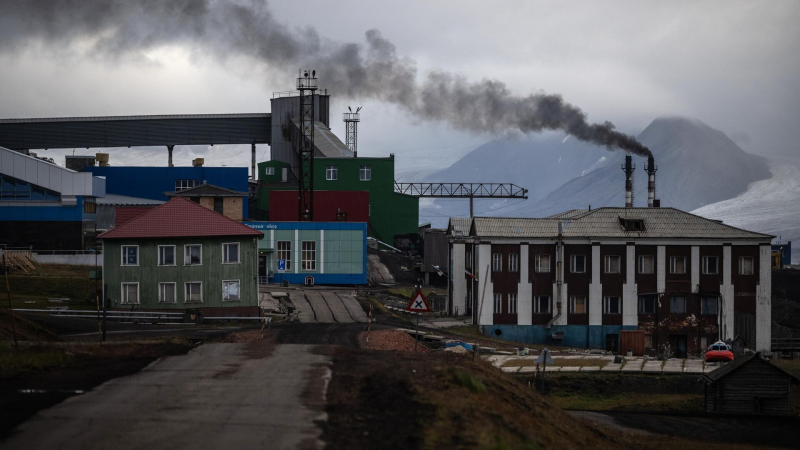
[98,197,263,240]
[546,209,591,219]
[448,217,472,236]
[471,207,773,240]
[289,118,354,158]
[96,194,164,206]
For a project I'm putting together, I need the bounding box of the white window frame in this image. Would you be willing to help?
[508,293,517,314]
[184,244,203,266]
[638,255,654,274]
[492,253,502,272]
[158,245,176,266]
[739,256,754,275]
[222,242,240,264]
[264,167,275,176]
[535,254,551,273]
[604,255,621,274]
[493,293,502,314]
[325,165,338,181]
[158,282,177,304]
[639,295,656,314]
[301,241,316,271]
[570,254,586,273]
[702,256,719,275]
[121,282,140,304]
[359,165,371,181]
[570,295,587,314]
[534,296,551,314]
[184,281,203,303]
[121,245,139,266]
[222,279,241,302]
[175,179,201,192]
[603,296,621,314]
[670,296,686,314]
[508,253,519,272]
[669,256,686,274]
[277,241,292,271]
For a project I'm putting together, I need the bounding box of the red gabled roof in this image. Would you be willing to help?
[98,197,263,240]
[115,206,156,227]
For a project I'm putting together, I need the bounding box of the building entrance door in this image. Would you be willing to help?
[605,334,619,353]
[675,335,687,358]
[258,255,267,284]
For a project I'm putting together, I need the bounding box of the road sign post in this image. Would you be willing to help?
[277,259,286,285]
[535,348,554,392]
[406,289,431,352]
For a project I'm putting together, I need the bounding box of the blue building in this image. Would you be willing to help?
[84,166,249,218]
[771,241,792,267]
[244,221,367,285]
[0,146,106,249]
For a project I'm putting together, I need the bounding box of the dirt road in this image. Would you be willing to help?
[3,336,331,450]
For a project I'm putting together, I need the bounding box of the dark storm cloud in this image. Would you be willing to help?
[0,0,651,156]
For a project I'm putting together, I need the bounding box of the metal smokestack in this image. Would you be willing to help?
[645,156,657,207]
[622,154,634,208]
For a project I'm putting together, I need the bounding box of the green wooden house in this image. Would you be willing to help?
[98,197,264,316]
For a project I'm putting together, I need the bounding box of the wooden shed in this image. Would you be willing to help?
[700,353,799,415]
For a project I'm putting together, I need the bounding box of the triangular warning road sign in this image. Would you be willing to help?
[406,290,431,312]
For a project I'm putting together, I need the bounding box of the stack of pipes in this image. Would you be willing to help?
[623,155,634,208]
[645,156,657,207]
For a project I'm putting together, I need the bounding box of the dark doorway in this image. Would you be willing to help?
[214,197,224,214]
[670,334,688,358]
[258,255,267,283]
[605,334,619,353]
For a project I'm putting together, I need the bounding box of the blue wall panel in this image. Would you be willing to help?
[0,199,83,222]
[484,324,639,350]
[84,167,249,217]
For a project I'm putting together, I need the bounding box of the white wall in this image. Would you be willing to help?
[756,244,772,352]
[622,244,638,326]
[721,245,735,340]
[477,243,494,325]
[451,243,467,316]
[589,244,602,325]
[517,244,532,325]
[34,254,103,266]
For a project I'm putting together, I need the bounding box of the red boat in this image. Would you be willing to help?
[705,340,734,363]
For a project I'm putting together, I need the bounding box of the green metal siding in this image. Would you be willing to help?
[103,237,259,309]
[313,156,419,242]
[258,229,364,275]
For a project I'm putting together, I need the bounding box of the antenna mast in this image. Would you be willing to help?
[297,69,318,221]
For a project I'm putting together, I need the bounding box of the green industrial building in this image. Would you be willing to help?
[99,197,264,316]
[256,154,419,244]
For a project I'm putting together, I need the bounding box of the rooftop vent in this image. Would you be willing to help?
[619,217,645,232]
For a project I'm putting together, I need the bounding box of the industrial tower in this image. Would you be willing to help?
[297,70,317,221]
[343,107,361,157]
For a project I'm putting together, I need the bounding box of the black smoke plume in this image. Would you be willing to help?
[0,0,652,157]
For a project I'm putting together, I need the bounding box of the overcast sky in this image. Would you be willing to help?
[1,0,797,172]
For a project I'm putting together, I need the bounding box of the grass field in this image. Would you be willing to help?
[2,264,98,310]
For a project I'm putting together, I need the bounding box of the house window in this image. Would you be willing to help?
[121,283,139,304]
[84,200,96,214]
[669,256,686,274]
[492,253,502,272]
[701,296,718,315]
[277,241,291,269]
[535,254,551,273]
[621,219,645,231]
[703,256,718,274]
[639,295,656,314]
[359,165,371,181]
[739,256,754,275]
[508,253,519,272]
[184,245,202,265]
[302,241,316,271]
[508,293,517,314]
[185,282,203,303]
[326,166,338,180]
[222,242,240,264]
[604,296,621,314]
[570,295,587,314]
[121,245,138,266]
[670,296,686,314]
[222,280,240,301]
[175,179,201,191]
[638,255,654,274]
[570,254,586,273]
[493,293,502,314]
[214,197,224,214]
[534,296,551,314]
[158,282,176,303]
[264,167,275,176]
[604,255,621,274]
[158,245,175,266]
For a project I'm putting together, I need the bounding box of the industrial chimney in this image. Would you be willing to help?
[645,156,658,207]
[621,154,634,208]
